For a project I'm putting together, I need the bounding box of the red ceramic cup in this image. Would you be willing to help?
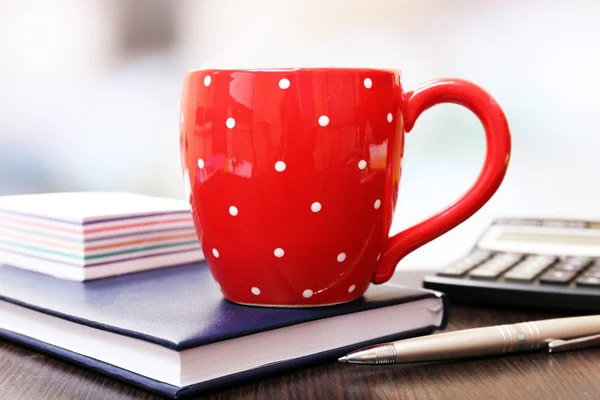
[180,68,510,307]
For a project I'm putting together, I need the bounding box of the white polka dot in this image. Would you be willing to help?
[180,113,184,124]
[275,161,286,172]
[374,199,381,209]
[212,248,220,258]
[215,281,221,291]
[197,158,205,169]
[226,117,236,129]
[377,253,381,261]
[204,75,211,86]
[274,248,285,258]
[348,284,356,293]
[251,287,261,295]
[337,252,347,262]
[279,78,290,89]
[311,202,322,213]
[318,115,330,127]
[229,206,238,216]
[358,160,367,170]
[387,112,393,123]
[303,289,313,298]
[364,78,372,89]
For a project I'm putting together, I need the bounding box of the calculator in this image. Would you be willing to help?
[422,218,600,312]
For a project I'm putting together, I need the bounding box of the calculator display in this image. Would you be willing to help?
[499,232,600,246]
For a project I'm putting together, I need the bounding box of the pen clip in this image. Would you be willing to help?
[548,333,600,353]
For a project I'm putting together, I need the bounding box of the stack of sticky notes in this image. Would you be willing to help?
[0,192,204,281]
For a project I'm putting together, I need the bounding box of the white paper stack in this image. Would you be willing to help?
[0,192,204,281]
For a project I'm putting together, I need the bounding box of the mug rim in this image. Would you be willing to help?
[185,66,401,75]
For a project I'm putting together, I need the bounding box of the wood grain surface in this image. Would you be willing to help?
[2,270,600,399]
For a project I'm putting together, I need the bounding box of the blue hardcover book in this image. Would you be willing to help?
[0,262,448,398]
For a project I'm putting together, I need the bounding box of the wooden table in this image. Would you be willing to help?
[2,271,600,399]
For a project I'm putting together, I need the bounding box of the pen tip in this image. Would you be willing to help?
[338,356,348,363]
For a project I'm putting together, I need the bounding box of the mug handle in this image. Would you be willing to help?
[372,78,511,284]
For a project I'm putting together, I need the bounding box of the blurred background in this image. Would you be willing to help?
[1,0,599,269]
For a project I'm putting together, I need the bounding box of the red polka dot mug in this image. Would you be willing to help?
[179,68,511,307]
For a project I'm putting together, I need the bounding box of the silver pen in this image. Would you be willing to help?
[339,314,600,365]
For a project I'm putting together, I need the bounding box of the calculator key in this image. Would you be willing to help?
[539,270,577,284]
[462,251,493,266]
[554,262,588,272]
[469,249,493,260]
[505,268,543,281]
[532,255,557,264]
[438,250,493,277]
[469,253,522,279]
[439,262,477,277]
[582,271,600,279]
[504,270,538,281]
[469,269,502,279]
[504,255,555,281]
[499,253,523,260]
[522,255,556,268]
[563,256,593,269]
[438,264,472,277]
[576,276,600,287]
